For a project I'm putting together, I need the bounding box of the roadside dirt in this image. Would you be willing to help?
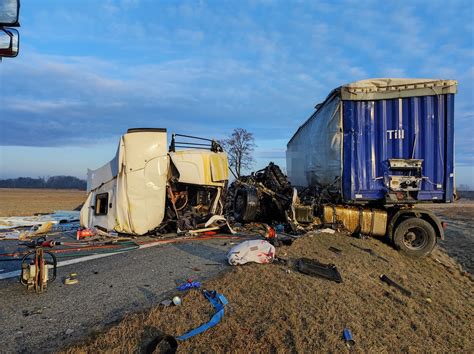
[425,197,474,273]
[0,188,86,217]
[64,231,473,353]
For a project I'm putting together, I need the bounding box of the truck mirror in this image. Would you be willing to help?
[0,0,20,27]
[0,28,19,57]
[0,29,11,49]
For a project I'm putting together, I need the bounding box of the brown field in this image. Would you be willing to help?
[0,188,86,217]
[65,232,473,353]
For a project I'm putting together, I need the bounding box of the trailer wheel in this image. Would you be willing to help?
[393,218,436,258]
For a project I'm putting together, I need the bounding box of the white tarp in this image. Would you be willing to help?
[286,94,341,187]
[340,78,457,101]
[0,211,80,230]
[227,240,276,265]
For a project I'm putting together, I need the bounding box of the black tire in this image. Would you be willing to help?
[233,187,259,222]
[393,218,437,258]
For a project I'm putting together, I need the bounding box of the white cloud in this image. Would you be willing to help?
[4,98,84,114]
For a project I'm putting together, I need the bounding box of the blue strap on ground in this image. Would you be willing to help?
[176,290,228,341]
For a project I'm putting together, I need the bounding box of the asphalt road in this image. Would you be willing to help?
[0,238,236,352]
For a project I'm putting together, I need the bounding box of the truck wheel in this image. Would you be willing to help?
[233,187,258,222]
[393,218,436,258]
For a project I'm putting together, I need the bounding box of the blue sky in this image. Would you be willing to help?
[0,0,473,187]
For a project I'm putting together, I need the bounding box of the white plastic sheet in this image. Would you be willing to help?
[0,210,80,230]
[227,240,276,265]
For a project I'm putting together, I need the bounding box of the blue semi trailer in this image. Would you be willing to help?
[287,78,457,257]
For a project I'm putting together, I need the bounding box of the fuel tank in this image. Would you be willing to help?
[323,205,387,236]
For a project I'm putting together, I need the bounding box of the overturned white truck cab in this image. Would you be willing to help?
[80,128,229,235]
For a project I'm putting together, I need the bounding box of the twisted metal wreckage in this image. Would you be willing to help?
[79,129,319,238]
[79,125,443,243]
[80,129,234,236]
[35,79,460,245]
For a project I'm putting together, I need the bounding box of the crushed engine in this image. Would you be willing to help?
[226,163,313,227]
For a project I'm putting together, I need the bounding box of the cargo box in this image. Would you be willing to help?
[286,78,457,204]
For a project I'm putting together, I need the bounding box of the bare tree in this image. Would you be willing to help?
[221,128,256,178]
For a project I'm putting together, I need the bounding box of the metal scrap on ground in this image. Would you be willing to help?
[0,211,80,230]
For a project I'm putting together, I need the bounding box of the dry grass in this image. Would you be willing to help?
[64,232,474,353]
[0,188,86,217]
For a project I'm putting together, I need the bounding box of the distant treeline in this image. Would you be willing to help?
[0,176,86,190]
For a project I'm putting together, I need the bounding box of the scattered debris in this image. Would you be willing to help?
[343,328,355,347]
[160,299,173,308]
[271,233,296,247]
[317,228,336,234]
[177,280,201,291]
[0,211,80,230]
[296,258,342,283]
[64,273,78,285]
[328,246,342,256]
[20,237,57,293]
[22,308,44,317]
[263,225,276,239]
[351,243,389,263]
[383,290,407,306]
[226,163,293,222]
[1,221,55,240]
[65,328,74,336]
[0,230,22,240]
[226,163,322,233]
[380,274,412,297]
[76,228,96,240]
[176,290,228,341]
[172,296,182,306]
[33,221,54,235]
[227,240,276,265]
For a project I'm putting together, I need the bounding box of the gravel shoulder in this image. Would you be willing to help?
[423,199,474,273]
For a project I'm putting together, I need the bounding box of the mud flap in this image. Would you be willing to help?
[296,258,343,283]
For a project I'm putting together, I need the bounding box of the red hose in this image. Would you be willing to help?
[0,233,251,259]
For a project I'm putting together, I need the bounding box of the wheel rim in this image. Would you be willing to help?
[402,227,428,250]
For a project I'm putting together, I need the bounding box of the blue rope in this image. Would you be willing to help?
[176,290,228,341]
